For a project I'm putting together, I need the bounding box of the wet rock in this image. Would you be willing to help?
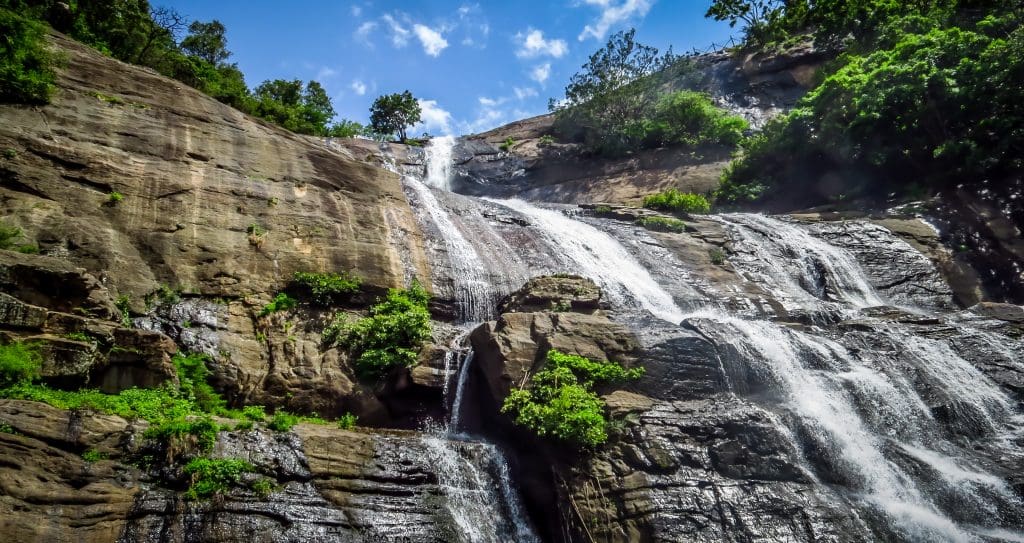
[499,275,601,313]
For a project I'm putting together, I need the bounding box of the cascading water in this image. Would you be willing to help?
[406,137,539,542]
[399,132,1023,541]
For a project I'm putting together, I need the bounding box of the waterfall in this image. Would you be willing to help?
[492,198,686,324]
[425,135,456,190]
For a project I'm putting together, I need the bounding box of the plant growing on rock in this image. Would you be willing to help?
[107,191,124,204]
[260,293,297,316]
[501,350,644,448]
[499,137,516,151]
[247,223,267,248]
[0,8,56,103]
[0,222,24,250]
[635,216,686,233]
[329,280,431,379]
[0,341,41,388]
[182,457,256,500]
[268,411,299,432]
[642,189,710,215]
[291,271,362,306]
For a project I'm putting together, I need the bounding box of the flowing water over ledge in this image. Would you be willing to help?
[398,137,1024,542]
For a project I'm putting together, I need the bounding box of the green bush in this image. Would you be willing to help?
[183,457,255,500]
[0,341,41,387]
[642,189,711,214]
[332,281,431,379]
[635,216,686,233]
[107,191,124,204]
[0,222,23,250]
[0,8,56,103]
[499,137,515,151]
[337,412,358,429]
[260,293,297,316]
[81,449,106,462]
[174,353,226,415]
[241,405,266,422]
[268,411,299,432]
[144,416,219,454]
[232,420,253,431]
[717,11,1024,208]
[709,247,727,265]
[250,477,275,498]
[501,350,643,448]
[647,91,748,148]
[291,271,361,306]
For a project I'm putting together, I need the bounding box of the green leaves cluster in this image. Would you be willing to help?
[642,189,711,215]
[182,457,255,500]
[501,350,643,448]
[291,271,361,306]
[0,8,56,103]
[0,341,41,387]
[260,293,297,317]
[635,216,686,233]
[369,90,422,142]
[718,9,1024,207]
[551,31,746,157]
[327,281,431,379]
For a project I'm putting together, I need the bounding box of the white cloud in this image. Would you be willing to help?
[479,96,503,107]
[513,87,538,100]
[382,14,411,47]
[416,99,453,135]
[354,21,378,46]
[351,4,362,17]
[413,24,449,57]
[578,0,653,41]
[515,28,568,58]
[530,63,551,84]
[350,79,367,96]
[316,66,338,81]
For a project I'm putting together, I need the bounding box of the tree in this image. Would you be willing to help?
[369,91,421,142]
[134,6,186,64]
[181,20,230,65]
[705,0,787,45]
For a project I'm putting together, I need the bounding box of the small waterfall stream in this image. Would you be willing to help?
[399,135,1024,542]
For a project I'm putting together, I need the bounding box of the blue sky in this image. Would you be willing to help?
[160,1,738,136]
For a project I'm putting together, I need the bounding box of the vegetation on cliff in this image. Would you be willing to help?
[324,281,432,379]
[0,8,56,103]
[712,1,1023,209]
[502,349,643,448]
[549,29,748,157]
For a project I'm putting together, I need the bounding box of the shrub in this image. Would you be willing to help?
[241,405,266,422]
[81,449,106,462]
[501,350,643,448]
[709,247,727,265]
[247,223,267,248]
[64,332,95,343]
[260,293,297,316]
[499,137,515,151]
[232,420,253,431]
[291,271,361,306]
[268,411,299,432]
[0,8,56,103]
[332,281,431,379]
[635,216,686,233]
[144,416,219,455]
[183,457,256,500]
[0,341,41,388]
[15,243,38,254]
[250,477,275,498]
[0,222,23,250]
[647,91,748,148]
[642,189,711,214]
[337,412,358,429]
[174,353,226,415]
[538,134,555,147]
[107,191,124,204]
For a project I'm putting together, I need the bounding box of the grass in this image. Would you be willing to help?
[81,449,107,462]
[641,189,710,215]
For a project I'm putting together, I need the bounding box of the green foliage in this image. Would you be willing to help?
[241,405,266,422]
[0,222,24,250]
[705,0,789,47]
[260,293,297,316]
[635,216,686,233]
[182,457,255,500]
[291,271,361,306]
[499,137,515,151]
[250,477,275,498]
[0,8,56,103]
[267,411,299,432]
[501,350,644,448]
[538,134,555,146]
[326,119,365,138]
[107,191,124,204]
[0,341,41,388]
[2,148,16,159]
[337,412,358,429]
[180,20,229,64]
[0,422,14,434]
[369,90,422,142]
[81,448,106,462]
[174,353,226,415]
[709,247,727,265]
[232,420,253,431]
[646,91,748,148]
[15,243,38,254]
[116,295,133,327]
[251,79,337,136]
[144,416,219,454]
[719,12,1024,207]
[63,331,94,343]
[331,281,431,379]
[642,189,711,214]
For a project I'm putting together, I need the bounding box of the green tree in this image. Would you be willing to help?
[0,8,56,103]
[180,20,230,65]
[705,0,787,46]
[369,90,421,142]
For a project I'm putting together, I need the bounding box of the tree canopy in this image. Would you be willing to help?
[369,91,422,142]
